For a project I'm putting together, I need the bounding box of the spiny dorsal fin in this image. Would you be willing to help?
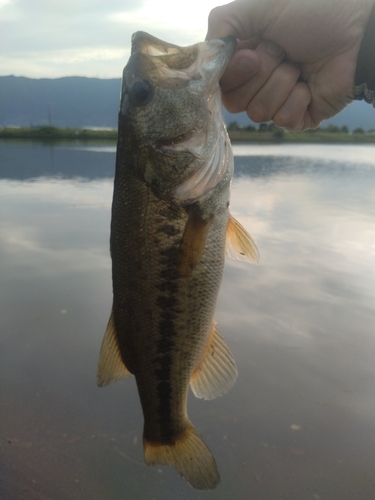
[97,311,132,387]
[178,209,211,277]
[226,214,259,263]
[190,323,238,400]
[144,420,219,490]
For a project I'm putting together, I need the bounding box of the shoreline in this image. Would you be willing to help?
[0,126,374,144]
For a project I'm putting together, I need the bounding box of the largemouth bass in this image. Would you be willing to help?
[97,32,259,490]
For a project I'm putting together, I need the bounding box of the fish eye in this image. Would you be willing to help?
[130,79,154,105]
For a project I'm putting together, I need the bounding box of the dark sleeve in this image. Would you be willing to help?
[353,2,375,107]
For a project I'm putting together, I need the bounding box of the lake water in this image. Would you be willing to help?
[1,141,374,500]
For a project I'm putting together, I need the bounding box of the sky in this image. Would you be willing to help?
[0,0,222,78]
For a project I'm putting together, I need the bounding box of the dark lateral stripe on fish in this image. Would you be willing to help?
[153,261,179,442]
[158,223,181,237]
[154,328,175,440]
[155,380,174,443]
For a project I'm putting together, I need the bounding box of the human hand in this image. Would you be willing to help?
[207,0,375,130]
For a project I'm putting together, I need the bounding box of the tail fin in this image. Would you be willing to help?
[143,421,219,490]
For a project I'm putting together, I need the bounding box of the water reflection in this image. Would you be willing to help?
[1,142,374,499]
[0,141,115,180]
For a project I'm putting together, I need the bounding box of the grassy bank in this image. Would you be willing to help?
[0,126,374,143]
[228,130,375,143]
[0,126,118,141]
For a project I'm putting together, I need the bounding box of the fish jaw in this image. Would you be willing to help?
[126,31,235,98]
[118,33,236,202]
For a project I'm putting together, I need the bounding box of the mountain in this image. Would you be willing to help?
[223,102,375,132]
[0,75,374,131]
[0,76,120,128]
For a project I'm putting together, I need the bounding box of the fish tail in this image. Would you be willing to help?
[143,421,220,490]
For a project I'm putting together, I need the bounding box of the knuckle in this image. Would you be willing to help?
[224,101,245,114]
[277,63,301,86]
[222,91,249,114]
[274,111,300,130]
[208,6,223,25]
[273,112,291,128]
[247,104,272,123]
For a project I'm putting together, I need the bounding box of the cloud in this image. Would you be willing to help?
[0,0,219,78]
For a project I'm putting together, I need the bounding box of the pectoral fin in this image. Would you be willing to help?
[190,323,238,400]
[178,209,211,277]
[226,214,259,263]
[97,311,132,387]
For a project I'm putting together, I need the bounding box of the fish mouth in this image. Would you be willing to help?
[124,32,236,94]
[149,35,235,153]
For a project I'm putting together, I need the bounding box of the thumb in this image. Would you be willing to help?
[206,0,266,40]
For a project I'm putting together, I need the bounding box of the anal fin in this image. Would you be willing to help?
[190,323,237,400]
[97,310,132,387]
[226,214,259,263]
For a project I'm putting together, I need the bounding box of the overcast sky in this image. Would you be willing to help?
[0,0,221,78]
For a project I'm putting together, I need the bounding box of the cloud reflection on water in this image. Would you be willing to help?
[1,142,374,500]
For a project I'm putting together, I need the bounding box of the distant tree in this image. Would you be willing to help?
[245,124,256,132]
[340,125,349,133]
[227,121,240,131]
[353,127,365,134]
[324,124,341,133]
[258,123,268,132]
[273,127,285,138]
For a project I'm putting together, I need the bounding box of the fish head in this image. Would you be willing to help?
[119,32,236,201]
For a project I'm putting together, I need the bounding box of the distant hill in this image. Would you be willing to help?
[223,102,375,132]
[0,76,120,128]
[0,75,374,131]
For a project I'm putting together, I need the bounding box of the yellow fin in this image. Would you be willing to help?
[226,214,259,263]
[97,311,132,387]
[144,421,219,490]
[178,209,211,277]
[190,323,238,400]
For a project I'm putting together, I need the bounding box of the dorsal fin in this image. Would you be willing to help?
[190,323,237,400]
[226,214,259,263]
[97,311,132,387]
[178,208,211,277]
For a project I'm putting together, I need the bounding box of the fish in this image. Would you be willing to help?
[97,31,259,490]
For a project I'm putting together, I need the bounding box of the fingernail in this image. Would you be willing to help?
[265,40,285,58]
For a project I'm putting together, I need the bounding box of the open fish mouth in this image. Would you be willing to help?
[123,32,236,108]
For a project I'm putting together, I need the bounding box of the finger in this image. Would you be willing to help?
[206,2,243,40]
[272,82,312,131]
[206,1,260,40]
[246,62,301,123]
[222,40,286,114]
[237,38,262,51]
[220,49,261,93]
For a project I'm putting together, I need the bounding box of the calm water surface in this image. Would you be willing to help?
[1,142,374,500]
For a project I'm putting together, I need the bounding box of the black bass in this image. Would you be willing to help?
[97,32,259,490]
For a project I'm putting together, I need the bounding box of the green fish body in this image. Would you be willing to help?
[98,32,259,490]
